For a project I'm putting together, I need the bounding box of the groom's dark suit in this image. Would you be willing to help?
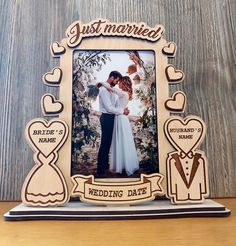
[97,84,123,175]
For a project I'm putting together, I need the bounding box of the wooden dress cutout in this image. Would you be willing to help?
[21,119,69,206]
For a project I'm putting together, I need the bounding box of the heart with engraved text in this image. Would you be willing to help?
[165,117,205,155]
[26,119,68,157]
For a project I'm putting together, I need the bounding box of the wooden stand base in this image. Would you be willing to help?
[4,199,230,221]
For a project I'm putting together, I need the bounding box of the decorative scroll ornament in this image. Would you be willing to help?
[71,174,164,205]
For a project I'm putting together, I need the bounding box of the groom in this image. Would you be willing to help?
[97,71,129,177]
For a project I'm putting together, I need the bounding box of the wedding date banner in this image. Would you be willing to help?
[71,174,164,204]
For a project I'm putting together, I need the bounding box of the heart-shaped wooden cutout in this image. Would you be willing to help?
[165,91,186,112]
[26,119,68,157]
[165,117,206,155]
[162,42,176,56]
[41,94,63,116]
[50,42,66,56]
[43,67,62,86]
[166,65,184,83]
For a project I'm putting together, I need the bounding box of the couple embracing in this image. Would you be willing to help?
[97,71,139,177]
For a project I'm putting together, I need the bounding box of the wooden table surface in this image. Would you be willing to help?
[1,199,235,246]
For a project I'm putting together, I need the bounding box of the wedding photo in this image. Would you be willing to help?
[71,49,158,178]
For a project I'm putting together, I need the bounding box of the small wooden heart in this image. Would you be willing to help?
[43,67,62,86]
[41,94,63,116]
[50,42,65,56]
[162,42,176,57]
[165,91,186,112]
[166,65,184,83]
[26,119,68,157]
[165,117,206,155]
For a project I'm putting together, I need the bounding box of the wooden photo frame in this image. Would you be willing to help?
[60,21,169,205]
[21,19,209,207]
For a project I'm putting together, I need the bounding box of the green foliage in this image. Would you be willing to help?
[133,63,159,173]
[72,51,111,175]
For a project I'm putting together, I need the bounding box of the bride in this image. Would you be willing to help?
[101,76,139,176]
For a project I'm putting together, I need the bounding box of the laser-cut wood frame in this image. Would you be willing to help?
[21,19,209,206]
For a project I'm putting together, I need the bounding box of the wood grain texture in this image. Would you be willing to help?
[0,199,235,246]
[0,0,235,200]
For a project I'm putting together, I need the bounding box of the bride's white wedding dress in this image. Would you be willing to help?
[101,83,139,176]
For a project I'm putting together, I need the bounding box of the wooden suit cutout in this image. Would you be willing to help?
[164,116,209,204]
[167,151,208,204]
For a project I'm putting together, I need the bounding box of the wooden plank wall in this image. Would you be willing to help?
[0,0,235,200]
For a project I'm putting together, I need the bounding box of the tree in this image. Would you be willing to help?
[128,51,159,173]
[72,51,111,175]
